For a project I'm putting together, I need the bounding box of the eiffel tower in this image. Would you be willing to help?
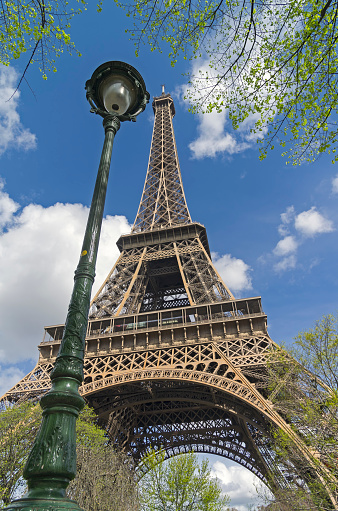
[2,91,336,505]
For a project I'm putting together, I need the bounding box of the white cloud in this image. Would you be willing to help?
[274,254,297,272]
[211,460,267,510]
[332,174,338,194]
[0,178,19,229]
[280,205,295,225]
[0,366,25,397]
[188,110,250,159]
[212,252,252,296]
[277,224,288,237]
[237,111,269,142]
[0,184,131,365]
[177,59,257,160]
[0,67,37,155]
[268,205,334,273]
[273,235,298,256]
[295,207,334,237]
[278,205,295,236]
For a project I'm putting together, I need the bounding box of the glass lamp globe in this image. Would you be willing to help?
[86,61,149,119]
[99,73,137,115]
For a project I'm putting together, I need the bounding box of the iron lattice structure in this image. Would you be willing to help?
[2,91,337,504]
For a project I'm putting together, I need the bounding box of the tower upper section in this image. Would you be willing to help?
[132,92,192,232]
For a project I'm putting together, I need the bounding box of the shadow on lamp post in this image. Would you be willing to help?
[5,61,149,511]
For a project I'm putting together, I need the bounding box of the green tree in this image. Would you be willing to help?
[0,401,41,505]
[68,406,139,511]
[138,449,229,511]
[115,0,338,164]
[265,314,338,510]
[0,402,138,510]
[0,0,84,84]
[68,443,139,511]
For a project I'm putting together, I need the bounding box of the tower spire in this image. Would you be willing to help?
[132,93,191,233]
[86,92,233,318]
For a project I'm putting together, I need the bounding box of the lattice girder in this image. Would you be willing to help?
[132,94,191,232]
[1,298,272,403]
[99,382,272,482]
[84,377,307,491]
[2,312,335,494]
[2,314,337,505]
[89,235,234,319]
[127,408,267,478]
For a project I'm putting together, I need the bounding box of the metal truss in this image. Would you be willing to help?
[132,94,191,232]
[89,236,234,319]
[2,91,337,508]
[0,361,54,406]
[89,93,234,318]
[4,327,336,501]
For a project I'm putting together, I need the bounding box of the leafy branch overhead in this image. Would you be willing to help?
[115,0,338,164]
[0,0,85,84]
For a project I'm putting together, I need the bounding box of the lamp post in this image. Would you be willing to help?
[5,61,149,511]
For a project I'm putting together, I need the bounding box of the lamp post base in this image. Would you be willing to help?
[5,497,84,511]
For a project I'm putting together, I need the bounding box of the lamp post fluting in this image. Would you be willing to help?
[5,61,149,511]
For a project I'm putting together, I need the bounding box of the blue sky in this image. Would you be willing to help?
[0,2,338,509]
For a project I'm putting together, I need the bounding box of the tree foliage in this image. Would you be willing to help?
[115,0,338,164]
[68,406,138,511]
[68,444,139,511]
[0,402,138,510]
[138,449,229,511]
[265,314,338,510]
[0,0,84,83]
[0,401,41,506]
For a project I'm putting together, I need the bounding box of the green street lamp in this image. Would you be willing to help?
[5,61,149,511]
